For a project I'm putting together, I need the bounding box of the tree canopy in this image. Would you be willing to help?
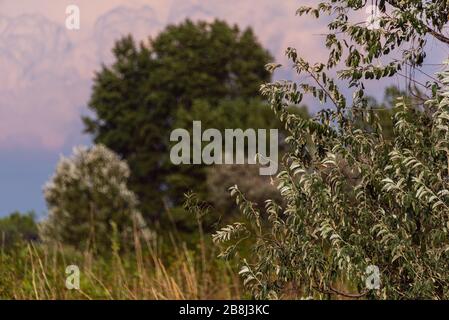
[84,19,273,221]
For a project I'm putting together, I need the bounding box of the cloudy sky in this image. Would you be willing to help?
[0,1,446,216]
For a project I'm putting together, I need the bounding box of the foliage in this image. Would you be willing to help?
[295,0,449,98]
[169,99,283,221]
[41,145,144,253]
[84,19,273,221]
[213,2,449,299]
[354,86,421,141]
[167,99,308,229]
[0,212,39,249]
[206,164,282,218]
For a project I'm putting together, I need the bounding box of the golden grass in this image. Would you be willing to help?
[0,228,242,300]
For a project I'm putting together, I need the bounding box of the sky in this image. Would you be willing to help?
[0,1,447,217]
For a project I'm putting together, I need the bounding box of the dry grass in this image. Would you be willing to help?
[0,227,243,300]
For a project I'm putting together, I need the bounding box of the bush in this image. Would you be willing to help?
[212,2,449,300]
[42,144,146,253]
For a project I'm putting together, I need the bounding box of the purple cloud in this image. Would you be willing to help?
[0,0,326,151]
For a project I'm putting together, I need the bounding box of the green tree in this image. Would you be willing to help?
[212,2,449,299]
[84,19,273,221]
[0,211,39,249]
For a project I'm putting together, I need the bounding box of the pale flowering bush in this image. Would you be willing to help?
[42,144,149,253]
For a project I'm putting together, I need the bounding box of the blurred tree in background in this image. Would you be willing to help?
[169,99,309,229]
[354,86,423,142]
[42,145,147,253]
[84,19,273,224]
[206,164,282,218]
[0,211,39,250]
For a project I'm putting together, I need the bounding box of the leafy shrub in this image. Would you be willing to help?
[213,2,449,300]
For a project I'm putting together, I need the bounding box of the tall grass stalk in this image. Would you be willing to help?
[0,225,241,300]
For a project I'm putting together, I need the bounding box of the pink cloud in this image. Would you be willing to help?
[0,0,327,151]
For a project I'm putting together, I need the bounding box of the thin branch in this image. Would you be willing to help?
[313,285,368,299]
[386,0,449,46]
[396,72,429,89]
[426,27,449,46]
[299,62,340,110]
